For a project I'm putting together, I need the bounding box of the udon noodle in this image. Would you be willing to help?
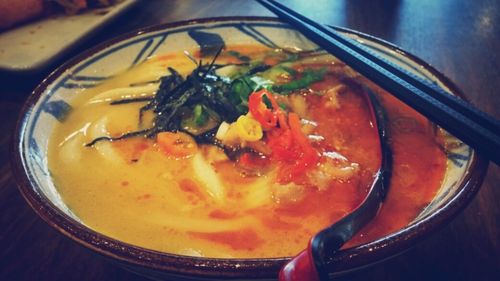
[48,45,446,258]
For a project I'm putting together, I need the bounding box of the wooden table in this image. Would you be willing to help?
[1,1,498,280]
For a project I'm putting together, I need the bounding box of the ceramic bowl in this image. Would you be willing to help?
[12,17,488,280]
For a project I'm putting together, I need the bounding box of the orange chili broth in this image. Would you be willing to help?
[77,46,446,255]
[169,47,445,250]
[292,62,446,247]
[345,78,447,247]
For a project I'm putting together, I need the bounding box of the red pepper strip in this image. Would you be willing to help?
[266,90,281,110]
[276,163,296,184]
[277,110,289,130]
[248,90,279,129]
[267,129,297,160]
[284,113,320,181]
[291,149,319,179]
[248,90,319,184]
[288,113,310,148]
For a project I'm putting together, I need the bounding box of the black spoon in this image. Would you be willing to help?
[279,86,393,281]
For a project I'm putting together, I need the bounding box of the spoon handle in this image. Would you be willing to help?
[279,245,321,281]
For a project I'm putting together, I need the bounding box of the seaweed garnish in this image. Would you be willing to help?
[109,97,153,105]
[85,129,151,147]
[85,47,246,147]
[85,48,314,149]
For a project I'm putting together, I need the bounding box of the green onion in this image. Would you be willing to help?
[279,102,288,110]
[230,77,255,114]
[272,68,327,94]
[193,104,208,126]
[280,65,298,75]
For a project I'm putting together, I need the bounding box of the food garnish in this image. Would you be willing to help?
[86,49,327,176]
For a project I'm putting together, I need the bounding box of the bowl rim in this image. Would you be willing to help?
[11,16,489,279]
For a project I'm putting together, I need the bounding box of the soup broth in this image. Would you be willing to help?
[48,45,446,258]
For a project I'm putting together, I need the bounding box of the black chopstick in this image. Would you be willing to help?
[257,0,500,165]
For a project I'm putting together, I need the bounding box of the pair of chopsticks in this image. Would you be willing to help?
[258,0,500,165]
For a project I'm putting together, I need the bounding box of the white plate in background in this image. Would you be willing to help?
[0,0,138,73]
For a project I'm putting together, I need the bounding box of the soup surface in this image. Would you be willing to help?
[48,45,447,258]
